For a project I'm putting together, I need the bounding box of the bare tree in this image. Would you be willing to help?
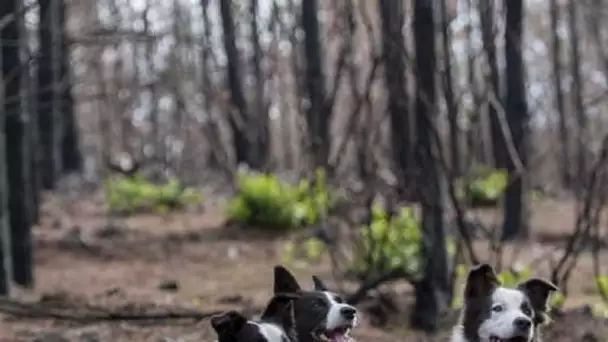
[0,17,13,296]
[59,0,82,173]
[440,0,460,176]
[379,0,411,195]
[219,0,257,168]
[55,0,82,172]
[502,0,529,240]
[480,0,506,169]
[249,0,270,168]
[567,0,587,191]
[549,0,570,188]
[301,0,331,169]
[2,0,34,287]
[411,0,450,332]
[37,0,63,189]
[200,0,227,172]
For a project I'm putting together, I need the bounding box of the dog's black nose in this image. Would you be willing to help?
[514,317,531,331]
[340,306,356,320]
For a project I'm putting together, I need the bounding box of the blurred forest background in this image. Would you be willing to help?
[1,0,608,341]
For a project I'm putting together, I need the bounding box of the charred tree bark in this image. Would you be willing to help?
[567,0,587,192]
[301,0,330,169]
[549,0,570,188]
[219,0,254,168]
[2,0,35,287]
[480,0,507,169]
[59,0,81,173]
[379,0,412,196]
[38,0,63,189]
[411,0,450,332]
[440,0,460,177]
[0,25,13,296]
[18,2,40,225]
[200,0,228,173]
[249,0,270,169]
[502,0,530,241]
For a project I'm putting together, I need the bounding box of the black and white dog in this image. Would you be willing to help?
[273,265,357,342]
[211,295,298,342]
[452,264,558,342]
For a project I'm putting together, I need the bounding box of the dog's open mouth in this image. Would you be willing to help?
[489,336,528,342]
[316,325,352,342]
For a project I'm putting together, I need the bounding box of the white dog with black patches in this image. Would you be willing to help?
[451,264,558,342]
[274,266,358,342]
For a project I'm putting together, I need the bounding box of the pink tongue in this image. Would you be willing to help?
[334,336,348,342]
[326,331,349,342]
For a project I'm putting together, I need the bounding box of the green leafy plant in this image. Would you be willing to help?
[352,203,422,276]
[104,174,203,215]
[226,168,334,230]
[456,166,508,207]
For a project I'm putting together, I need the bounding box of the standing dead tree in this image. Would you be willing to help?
[549,0,571,189]
[502,0,530,240]
[2,0,35,288]
[59,0,81,173]
[379,0,412,196]
[479,0,506,169]
[567,0,587,192]
[301,0,332,170]
[219,0,267,169]
[0,20,12,296]
[37,0,63,189]
[411,0,450,332]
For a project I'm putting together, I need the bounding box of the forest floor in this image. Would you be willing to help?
[0,192,607,341]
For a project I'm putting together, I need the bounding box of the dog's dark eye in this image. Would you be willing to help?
[333,295,344,304]
[521,303,532,316]
[491,304,504,313]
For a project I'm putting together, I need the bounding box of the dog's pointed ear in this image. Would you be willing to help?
[517,278,558,316]
[211,311,247,334]
[312,275,328,291]
[465,263,500,299]
[274,265,301,293]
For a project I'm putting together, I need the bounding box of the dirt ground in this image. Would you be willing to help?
[0,193,607,342]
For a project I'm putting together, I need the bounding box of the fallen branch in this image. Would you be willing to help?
[0,298,261,323]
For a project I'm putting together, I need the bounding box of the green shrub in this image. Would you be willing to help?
[226,168,334,230]
[352,204,423,276]
[456,166,508,207]
[104,174,203,215]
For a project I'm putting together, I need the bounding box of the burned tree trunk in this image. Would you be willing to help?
[480,0,507,169]
[502,0,530,240]
[0,25,13,296]
[59,0,81,173]
[2,0,35,287]
[218,0,254,167]
[440,0,461,177]
[38,0,63,189]
[549,0,570,188]
[18,1,40,225]
[301,0,330,169]
[567,0,587,192]
[411,0,450,332]
[249,0,270,169]
[379,0,412,196]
